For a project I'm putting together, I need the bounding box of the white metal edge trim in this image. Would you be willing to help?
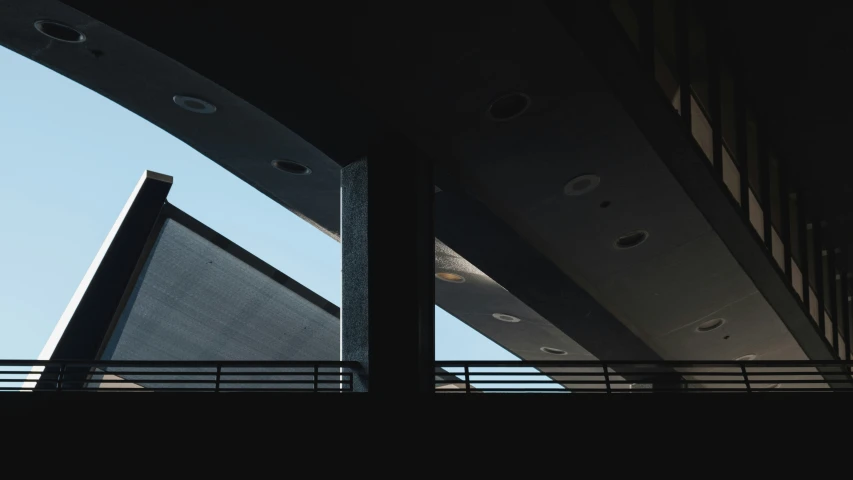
[23,171,170,389]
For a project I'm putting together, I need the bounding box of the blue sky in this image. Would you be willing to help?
[0,45,523,365]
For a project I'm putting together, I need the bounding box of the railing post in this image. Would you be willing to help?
[602,363,611,393]
[215,365,221,393]
[57,363,64,392]
[741,364,751,393]
[314,365,319,393]
[464,365,471,394]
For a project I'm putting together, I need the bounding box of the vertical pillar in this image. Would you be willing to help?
[798,192,810,313]
[675,0,691,129]
[781,164,792,279]
[734,58,750,220]
[758,116,772,251]
[844,264,852,361]
[830,248,840,355]
[815,220,825,333]
[827,248,844,352]
[340,133,435,393]
[708,3,723,180]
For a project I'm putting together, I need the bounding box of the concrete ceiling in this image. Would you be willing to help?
[0,1,819,370]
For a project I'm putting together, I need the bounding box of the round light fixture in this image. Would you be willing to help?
[172,95,217,114]
[34,20,86,43]
[735,354,757,362]
[435,272,465,283]
[540,346,568,356]
[563,174,601,197]
[487,92,531,122]
[492,313,521,323]
[271,159,311,175]
[695,318,726,333]
[614,230,649,249]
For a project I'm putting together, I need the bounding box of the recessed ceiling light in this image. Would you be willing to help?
[435,272,465,283]
[735,354,757,362]
[563,174,601,196]
[540,346,568,356]
[172,95,217,114]
[271,159,311,175]
[487,92,531,122]
[695,318,726,333]
[492,313,521,323]
[34,20,86,43]
[614,230,649,249]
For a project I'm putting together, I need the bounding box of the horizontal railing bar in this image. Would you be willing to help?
[5,359,852,368]
[439,387,853,392]
[436,380,568,385]
[75,379,351,385]
[0,360,359,367]
[17,370,835,381]
[6,388,353,392]
[4,359,850,368]
[437,372,615,377]
[434,378,833,385]
[436,360,853,367]
[215,372,350,377]
[0,372,352,382]
[435,371,832,377]
[1,376,352,382]
[0,371,355,377]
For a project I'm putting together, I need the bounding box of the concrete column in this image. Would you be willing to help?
[340,134,435,392]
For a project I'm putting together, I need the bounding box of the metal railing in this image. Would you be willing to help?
[0,360,358,392]
[435,360,853,393]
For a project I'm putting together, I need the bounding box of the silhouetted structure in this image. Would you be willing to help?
[4,1,853,392]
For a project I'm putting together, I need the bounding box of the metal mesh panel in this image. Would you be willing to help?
[100,219,339,387]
